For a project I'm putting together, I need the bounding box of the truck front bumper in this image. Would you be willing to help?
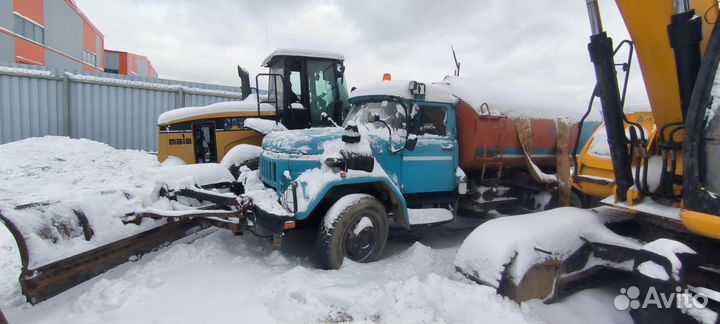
[252,202,296,234]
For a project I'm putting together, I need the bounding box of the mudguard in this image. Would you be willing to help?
[294,176,410,229]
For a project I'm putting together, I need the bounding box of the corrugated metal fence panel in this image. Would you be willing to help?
[0,72,64,143]
[69,81,178,151]
[0,63,244,152]
[183,93,239,108]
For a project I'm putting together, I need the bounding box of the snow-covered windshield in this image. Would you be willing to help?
[343,99,407,136]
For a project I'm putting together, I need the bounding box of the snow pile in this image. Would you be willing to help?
[0,136,232,268]
[1,217,632,324]
[455,207,642,288]
[219,144,263,170]
[0,222,22,308]
[157,97,275,125]
[437,76,601,121]
[640,238,696,281]
[238,167,291,217]
[2,226,538,324]
[244,118,287,134]
[636,261,669,281]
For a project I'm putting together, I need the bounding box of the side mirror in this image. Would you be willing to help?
[406,135,418,151]
[367,112,380,123]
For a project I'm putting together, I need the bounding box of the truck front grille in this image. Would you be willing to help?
[261,156,277,183]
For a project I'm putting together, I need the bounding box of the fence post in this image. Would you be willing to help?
[177,87,185,108]
[62,73,71,137]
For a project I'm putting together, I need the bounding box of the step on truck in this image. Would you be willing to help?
[247,78,597,269]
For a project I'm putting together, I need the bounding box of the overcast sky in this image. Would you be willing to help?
[75,0,649,104]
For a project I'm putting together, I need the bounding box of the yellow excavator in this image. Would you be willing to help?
[457,0,720,323]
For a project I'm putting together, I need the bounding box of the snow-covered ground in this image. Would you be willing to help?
[1,217,631,324]
[0,137,633,323]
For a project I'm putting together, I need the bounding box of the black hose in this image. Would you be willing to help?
[572,86,597,178]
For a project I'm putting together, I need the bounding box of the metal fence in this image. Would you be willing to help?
[0,63,243,152]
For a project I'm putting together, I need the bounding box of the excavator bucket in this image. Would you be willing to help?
[455,206,642,303]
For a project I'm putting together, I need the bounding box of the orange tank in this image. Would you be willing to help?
[455,99,597,173]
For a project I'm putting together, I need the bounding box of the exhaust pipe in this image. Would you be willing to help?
[237,65,251,100]
[585,0,634,201]
[668,0,703,119]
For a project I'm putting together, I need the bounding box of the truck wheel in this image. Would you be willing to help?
[316,194,389,270]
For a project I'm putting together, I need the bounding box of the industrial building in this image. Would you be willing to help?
[0,0,157,77]
[104,50,157,78]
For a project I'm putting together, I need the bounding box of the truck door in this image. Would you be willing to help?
[401,104,457,195]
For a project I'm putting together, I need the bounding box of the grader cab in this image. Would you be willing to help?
[157,49,350,165]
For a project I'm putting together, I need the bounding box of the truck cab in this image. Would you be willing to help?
[253,80,462,269]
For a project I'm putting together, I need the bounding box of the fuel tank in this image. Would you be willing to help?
[455,99,597,172]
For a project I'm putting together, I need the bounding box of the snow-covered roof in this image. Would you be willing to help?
[349,80,457,104]
[262,48,345,67]
[437,76,602,121]
[158,96,275,125]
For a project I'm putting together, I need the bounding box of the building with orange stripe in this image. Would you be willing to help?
[104,50,157,78]
[0,0,157,78]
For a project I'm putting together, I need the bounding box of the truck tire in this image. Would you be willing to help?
[316,194,389,270]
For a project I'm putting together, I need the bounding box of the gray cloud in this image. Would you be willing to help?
[76,0,649,104]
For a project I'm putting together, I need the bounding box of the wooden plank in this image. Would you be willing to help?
[556,119,572,206]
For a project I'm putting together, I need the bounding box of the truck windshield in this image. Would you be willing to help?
[343,99,407,136]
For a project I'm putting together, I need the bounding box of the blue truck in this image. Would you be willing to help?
[246,79,593,269]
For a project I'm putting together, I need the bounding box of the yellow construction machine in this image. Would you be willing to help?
[157,49,350,167]
[457,1,720,323]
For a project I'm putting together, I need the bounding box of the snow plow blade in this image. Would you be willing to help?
[454,207,643,303]
[1,213,202,304]
[0,177,252,304]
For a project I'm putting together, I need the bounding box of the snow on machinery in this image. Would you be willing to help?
[0,48,352,304]
[157,48,350,170]
[455,1,720,323]
[248,77,598,269]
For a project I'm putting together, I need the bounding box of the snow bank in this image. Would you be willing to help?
[455,207,642,288]
[157,97,275,125]
[0,136,231,268]
[1,212,631,324]
[438,76,602,121]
